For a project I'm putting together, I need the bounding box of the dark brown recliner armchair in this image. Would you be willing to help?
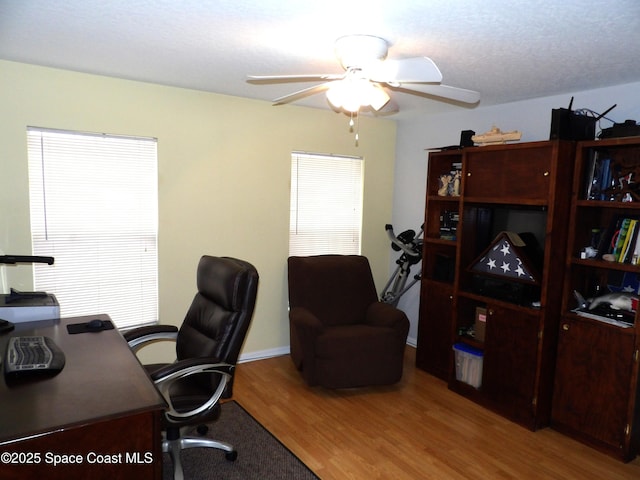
[124,255,259,480]
[287,255,409,389]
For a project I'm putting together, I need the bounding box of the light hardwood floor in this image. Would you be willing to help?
[233,347,640,480]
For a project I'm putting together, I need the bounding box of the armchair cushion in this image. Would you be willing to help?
[287,254,378,327]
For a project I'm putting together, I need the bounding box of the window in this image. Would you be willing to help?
[289,152,363,256]
[27,127,158,329]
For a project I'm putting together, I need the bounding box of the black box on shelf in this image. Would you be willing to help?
[434,254,455,282]
[550,108,596,141]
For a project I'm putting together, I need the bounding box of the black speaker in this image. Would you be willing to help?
[434,254,455,282]
[460,130,475,147]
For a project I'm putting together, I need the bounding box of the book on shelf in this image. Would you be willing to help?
[586,152,612,201]
[598,216,622,258]
[633,230,640,265]
[584,149,598,200]
[613,218,632,262]
[621,219,639,263]
[598,216,640,265]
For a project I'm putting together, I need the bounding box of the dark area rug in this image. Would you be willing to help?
[162,401,320,480]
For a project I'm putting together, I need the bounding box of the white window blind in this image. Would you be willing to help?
[289,152,363,256]
[27,127,158,329]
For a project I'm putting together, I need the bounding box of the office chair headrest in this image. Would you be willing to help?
[197,255,257,312]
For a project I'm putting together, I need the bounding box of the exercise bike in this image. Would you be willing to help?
[380,223,424,306]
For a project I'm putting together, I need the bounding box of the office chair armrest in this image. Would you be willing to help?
[366,302,409,330]
[124,324,179,353]
[151,358,234,421]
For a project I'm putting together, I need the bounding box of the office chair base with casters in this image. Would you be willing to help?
[163,426,237,480]
[146,358,238,480]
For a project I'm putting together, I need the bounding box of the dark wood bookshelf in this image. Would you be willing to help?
[417,140,575,431]
[553,136,640,462]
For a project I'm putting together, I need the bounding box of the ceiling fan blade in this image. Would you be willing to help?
[247,74,343,84]
[396,83,480,104]
[368,57,443,83]
[272,82,336,105]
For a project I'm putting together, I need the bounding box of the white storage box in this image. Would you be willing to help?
[453,343,484,389]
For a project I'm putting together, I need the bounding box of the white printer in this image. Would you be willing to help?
[0,255,60,324]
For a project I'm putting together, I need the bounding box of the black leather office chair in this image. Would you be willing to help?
[124,255,259,480]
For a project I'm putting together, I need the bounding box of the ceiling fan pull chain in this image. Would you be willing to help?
[348,111,360,145]
[348,111,359,146]
[355,111,360,147]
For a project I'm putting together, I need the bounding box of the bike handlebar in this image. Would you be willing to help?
[385,224,423,257]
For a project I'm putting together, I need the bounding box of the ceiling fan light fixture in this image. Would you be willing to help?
[326,78,390,112]
[326,80,347,110]
[326,79,360,112]
[341,89,363,113]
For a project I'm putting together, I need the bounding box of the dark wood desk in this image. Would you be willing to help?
[0,315,165,479]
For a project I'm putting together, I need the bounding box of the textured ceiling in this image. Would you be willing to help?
[1,0,640,119]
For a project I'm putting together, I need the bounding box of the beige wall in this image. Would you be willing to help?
[0,60,397,362]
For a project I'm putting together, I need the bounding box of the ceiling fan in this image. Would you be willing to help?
[247,34,480,115]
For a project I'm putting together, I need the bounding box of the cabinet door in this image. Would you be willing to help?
[482,305,540,424]
[464,148,551,201]
[552,318,635,452]
[416,281,453,380]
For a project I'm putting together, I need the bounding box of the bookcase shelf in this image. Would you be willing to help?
[423,238,457,246]
[570,257,640,272]
[457,289,542,313]
[426,195,459,202]
[575,199,640,209]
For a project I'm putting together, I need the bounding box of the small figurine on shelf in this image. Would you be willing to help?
[614,170,640,202]
[438,173,452,196]
[580,228,602,259]
[580,246,598,259]
[448,170,461,196]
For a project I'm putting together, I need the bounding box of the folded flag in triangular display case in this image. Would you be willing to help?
[468,231,541,285]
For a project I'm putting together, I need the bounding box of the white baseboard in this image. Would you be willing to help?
[238,345,290,363]
[238,339,416,364]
